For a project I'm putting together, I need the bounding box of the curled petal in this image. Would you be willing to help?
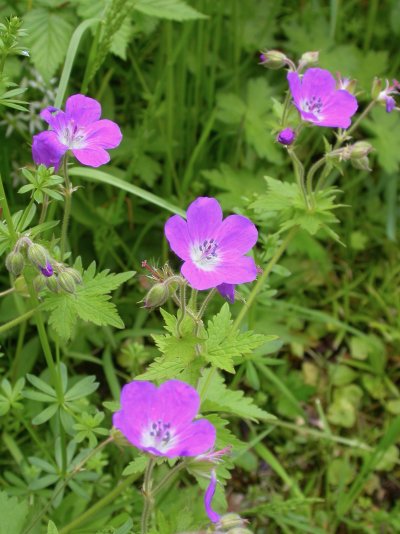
[204,470,221,523]
[32,131,67,170]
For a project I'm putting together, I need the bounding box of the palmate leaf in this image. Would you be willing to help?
[41,263,135,340]
[24,8,74,80]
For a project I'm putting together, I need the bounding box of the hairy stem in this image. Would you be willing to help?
[287,148,310,208]
[60,156,71,258]
[141,458,156,534]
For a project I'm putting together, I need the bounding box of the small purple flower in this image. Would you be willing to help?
[287,68,358,129]
[165,197,258,291]
[113,380,216,458]
[217,283,235,303]
[32,94,122,170]
[40,261,53,277]
[378,80,399,113]
[204,469,221,523]
[277,127,295,145]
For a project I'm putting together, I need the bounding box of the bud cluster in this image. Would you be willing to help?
[259,49,319,73]
[141,260,183,309]
[327,141,374,172]
[5,237,82,294]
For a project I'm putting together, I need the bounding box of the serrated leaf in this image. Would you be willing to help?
[135,0,207,21]
[0,492,29,534]
[24,8,74,80]
[122,456,148,476]
[199,370,275,422]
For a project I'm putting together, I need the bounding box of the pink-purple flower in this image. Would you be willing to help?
[287,68,358,128]
[113,380,216,458]
[204,469,221,523]
[32,94,122,170]
[277,127,295,145]
[165,197,258,291]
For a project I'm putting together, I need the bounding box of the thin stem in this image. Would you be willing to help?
[196,288,217,321]
[39,194,49,224]
[306,157,326,198]
[345,99,376,139]
[60,156,71,259]
[141,458,156,534]
[287,148,310,209]
[232,227,298,330]
[176,283,187,337]
[0,173,18,244]
[152,460,187,496]
[0,308,35,334]
[0,287,15,297]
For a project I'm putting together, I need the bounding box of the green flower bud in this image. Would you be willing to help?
[46,275,59,293]
[351,155,371,172]
[5,250,25,276]
[298,50,319,70]
[349,141,373,160]
[143,283,169,309]
[259,49,289,69]
[33,274,47,293]
[57,271,77,294]
[218,513,246,530]
[227,529,253,534]
[65,268,83,285]
[27,243,48,268]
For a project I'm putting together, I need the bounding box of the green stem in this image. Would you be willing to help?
[305,157,326,198]
[0,287,15,298]
[197,288,217,321]
[0,173,18,244]
[176,283,187,337]
[287,148,310,208]
[152,460,187,496]
[39,194,49,224]
[141,458,156,534]
[60,156,71,259]
[0,308,35,334]
[345,99,376,139]
[232,227,298,330]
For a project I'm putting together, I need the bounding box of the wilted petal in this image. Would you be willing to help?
[187,197,223,243]
[204,470,221,523]
[165,215,191,261]
[84,119,123,149]
[65,94,101,125]
[32,131,67,169]
[217,283,235,303]
[72,146,110,167]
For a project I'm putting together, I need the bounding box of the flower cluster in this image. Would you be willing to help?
[32,94,122,170]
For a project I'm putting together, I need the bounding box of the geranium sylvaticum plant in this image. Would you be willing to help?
[0,17,397,534]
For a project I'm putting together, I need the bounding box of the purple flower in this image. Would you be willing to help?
[112,380,216,458]
[165,197,258,291]
[217,283,235,303]
[378,80,399,113]
[32,94,122,170]
[287,68,358,128]
[277,127,295,145]
[204,469,221,523]
[40,261,53,277]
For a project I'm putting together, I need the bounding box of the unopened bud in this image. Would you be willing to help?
[143,283,169,309]
[57,271,77,293]
[337,74,357,94]
[350,141,373,160]
[65,267,83,284]
[218,514,247,530]
[40,261,53,277]
[27,243,48,269]
[227,529,253,534]
[298,51,319,70]
[277,127,295,146]
[259,49,289,69]
[5,250,25,276]
[33,274,47,293]
[46,275,59,293]
[351,156,371,172]
[371,78,382,100]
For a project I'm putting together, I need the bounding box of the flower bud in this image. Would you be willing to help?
[65,267,83,284]
[227,529,253,534]
[5,250,25,276]
[351,156,371,172]
[46,275,59,293]
[40,261,53,277]
[33,274,47,293]
[143,283,169,309]
[349,141,373,160]
[336,74,357,94]
[218,513,247,530]
[57,271,77,294]
[277,127,295,146]
[298,51,319,70]
[259,49,289,69]
[27,243,48,269]
[371,77,382,99]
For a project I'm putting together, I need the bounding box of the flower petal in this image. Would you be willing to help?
[217,283,235,303]
[301,68,336,100]
[216,214,258,258]
[318,90,358,128]
[84,119,123,149]
[65,94,101,125]
[112,381,156,448]
[32,131,67,170]
[287,71,302,106]
[181,260,225,290]
[165,419,216,457]
[187,197,223,243]
[217,256,257,285]
[72,146,110,167]
[165,215,191,261]
[156,380,201,429]
[204,470,221,523]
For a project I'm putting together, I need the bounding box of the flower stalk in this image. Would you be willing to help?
[60,155,71,258]
[141,458,156,534]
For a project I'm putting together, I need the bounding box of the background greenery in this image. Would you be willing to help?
[0,0,400,532]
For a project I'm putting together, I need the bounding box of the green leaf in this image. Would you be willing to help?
[24,8,74,80]
[32,403,59,425]
[41,265,135,340]
[135,0,207,21]
[47,520,59,534]
[122,455,148,476]
[199,370,275,422]
[0,492,29,534]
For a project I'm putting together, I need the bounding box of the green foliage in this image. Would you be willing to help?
[19,165,64,203]
[41,262,135,340]
[0,492,29,534]
[134,0,207,21]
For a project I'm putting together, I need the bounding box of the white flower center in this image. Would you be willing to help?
[58,121,87,149]
[301,96,323,117]
[141,420,176,453]
[191,238,220,271]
